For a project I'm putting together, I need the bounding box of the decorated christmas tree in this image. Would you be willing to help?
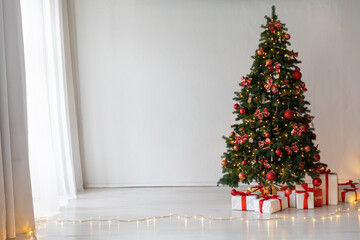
[218,6,326,190]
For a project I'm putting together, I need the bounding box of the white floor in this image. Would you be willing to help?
[24,187,360,239]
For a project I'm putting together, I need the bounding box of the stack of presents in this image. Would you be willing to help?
[232,167,360,214]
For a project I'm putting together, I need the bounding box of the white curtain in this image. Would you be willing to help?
[20,0,84,217]
[0,0,35,239]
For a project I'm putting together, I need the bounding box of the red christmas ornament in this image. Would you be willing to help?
[234,145,239,151]
[266,171,276,181]
[266,59,273,66]
[221,160,228,167]
[304,145,311,152]
[231,189,237,195]
[284,109,294,119]
[313,177,322,187]
[285,188,292,197]
[230,131,235,137]
[240,108,246,114]
[312,133,317,139]
[257,48,264,55]
[292,71,302,80]
[242,160,248,166]
[300,162,305,168]
[275,149,282,156]
[238,172,246,180]
[315,154,320,161]
[284,33,291,40]
[234,104,239,110]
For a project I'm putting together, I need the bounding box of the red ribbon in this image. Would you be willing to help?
[280,186,295,207]
[341,188,358,202]
[259,195,282,213]
[240,76,252,86]
[318,167,336,205]
[264,79,278,93]
[296,82,307,95]
[295,183,314,209]
[339,180,358,189]
[232,191,258,210]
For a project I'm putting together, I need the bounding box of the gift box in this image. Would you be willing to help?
[314,188,323,207]
[296,183,314,209]
[277,186,296,208]
[338,180,358,192]
[248,185,264,197]
[253,195,288,214]
[231,191,259,211]
[318,168,338,205]
[339,188,360,202]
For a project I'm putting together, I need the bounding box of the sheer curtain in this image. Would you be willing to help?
[0,0,35,239]
[21,0,84,217]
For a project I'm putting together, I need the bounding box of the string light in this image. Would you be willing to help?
[28,203,360,238]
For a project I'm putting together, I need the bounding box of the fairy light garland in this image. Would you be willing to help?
[28,202,360,239]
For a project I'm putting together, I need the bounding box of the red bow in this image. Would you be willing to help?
[234,133,248,145]
[264,79,278,93]
[269,23,275,33]
[274,62,281,73]
[339,180,358,189]
[291,123,306,137]
[255,108,270,120]
[341,188,358,202]
[259,195,282,213]
[318,167,336,205]
[295,183,314,209]
[284,143,299,155]
[288,50,298,60]
[240,76,252,87]
[296,82,307,95]
[275,21,281,30]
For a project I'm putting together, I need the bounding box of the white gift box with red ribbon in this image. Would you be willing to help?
[318,168,338,205]
[277,187,296,208]
[338,188,360,202]
[338,180,358,192]
[295,183,314,209]
[231,191,259,211]
[253,196,288,214]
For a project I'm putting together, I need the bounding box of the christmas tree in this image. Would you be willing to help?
[218,6,326,190]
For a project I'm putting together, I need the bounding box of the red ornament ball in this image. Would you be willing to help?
[275,149,282,156]
[234,145,239,151]
[231,189,237,195]
[284,109,294,119]
[234,103,239,110]
[266,59,273,66]
[266,171,276,181]
[242,160,248,166]
[292,71,302,80]
[285,188,293,197]
[221,160,228,167]
[240,108,246,114]
[257,48,264,55]
[315,154,320,161]
[284,33,291,40]
[313,177,322,187]
[304,145,311,152]
[312,133,317,139]
[238,172,246,180]
[300,162,305,168]
[230,131,235,137]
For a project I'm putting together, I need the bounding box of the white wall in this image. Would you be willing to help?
[71,0,360,187]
